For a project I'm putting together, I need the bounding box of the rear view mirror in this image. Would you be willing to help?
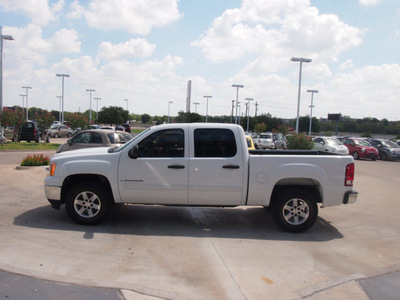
[129,145,139,159]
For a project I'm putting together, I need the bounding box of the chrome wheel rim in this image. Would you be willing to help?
[74,191,101,218]
[282,198,310,225]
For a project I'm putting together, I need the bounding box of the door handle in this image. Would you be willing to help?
[223,164,240,169]
[168,164,185,169]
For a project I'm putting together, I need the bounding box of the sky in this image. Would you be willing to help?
[1,0,400,121]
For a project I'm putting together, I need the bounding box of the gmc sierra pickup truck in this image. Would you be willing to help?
[44,123,358,232]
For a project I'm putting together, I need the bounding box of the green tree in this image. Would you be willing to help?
[0,107,25,128]
[254,122,267,133]
[141,113,151,124]
[98,106,129,125]
[65,112,89,129]
[174,111,202,123]
[34,110,55,132]
[286,133,314,150]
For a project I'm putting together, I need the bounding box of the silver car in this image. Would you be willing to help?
[48,125,74,138]
[56,129,132,153]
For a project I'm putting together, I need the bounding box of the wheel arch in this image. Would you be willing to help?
[61,174,114,204]
[270,180,322,208]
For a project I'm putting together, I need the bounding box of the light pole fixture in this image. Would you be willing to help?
[0,26,14,140]
[124,98,129,112]
[22,86,32,121]
[237,103,241,124]
[245,98,253,133]
[203,95,212,123]
[20,94,26,111]
[193,102,200,113]
[168,101,173,123]
[307,89,318,136]
[94,97,101,121]
[86,89,95,125]
[56,96,62,122]
[56,73,69,124]
[232,84,244,124]
[291,57,311,133]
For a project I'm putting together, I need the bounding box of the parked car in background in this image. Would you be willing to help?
[18,121,41,143]
[101,126,115,130]
[342,138,379,160]
[369,139,400,161]
[121,123,131,133]
[115,126,125,132]
[253,132,274,149]
[48,124,74,138]
[274,134,287,149]
[313,136,349,155]
[56,129,132,153]
[246,136,255,150]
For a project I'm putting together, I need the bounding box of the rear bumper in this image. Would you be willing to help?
[343,190,358,204]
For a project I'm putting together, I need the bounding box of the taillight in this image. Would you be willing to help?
[34,129,37,135]
[345,163,354,186]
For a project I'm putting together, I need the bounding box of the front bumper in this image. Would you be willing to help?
[343,190,358,204]
[44,185,61,201]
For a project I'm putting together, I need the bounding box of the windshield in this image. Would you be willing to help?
[381,140,399,148]
[355,139,371,146]
[326,138,343,145]
[50,125,59,129]
[114,128,150,152]
[260,134,272,139]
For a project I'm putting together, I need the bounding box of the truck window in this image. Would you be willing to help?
[138,129,184,157]
[194,129,237,157]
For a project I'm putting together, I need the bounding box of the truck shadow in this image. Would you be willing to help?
[14,204,343,242]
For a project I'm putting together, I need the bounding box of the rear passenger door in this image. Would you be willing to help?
[188,128,245,206]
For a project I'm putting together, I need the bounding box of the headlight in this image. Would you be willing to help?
[361,148,366,152]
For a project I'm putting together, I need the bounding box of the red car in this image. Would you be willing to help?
[342,138,379,160]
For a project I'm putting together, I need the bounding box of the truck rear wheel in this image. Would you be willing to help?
[65,181,110,225]
[272,189,318,233]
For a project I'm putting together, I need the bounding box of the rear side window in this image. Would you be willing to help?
[194,129,237,157]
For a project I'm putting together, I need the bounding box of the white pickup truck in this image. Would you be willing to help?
[44,123,358,232]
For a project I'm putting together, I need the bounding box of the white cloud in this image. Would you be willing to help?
[98,39,156,60]
[0,0,62,25]
[192,0,362,64]
[82,0,182,35]
[67,1,84,19]
[359,0,383,6]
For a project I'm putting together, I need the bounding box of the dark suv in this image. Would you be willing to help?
[369,139,400,161]
[18,121,41,143]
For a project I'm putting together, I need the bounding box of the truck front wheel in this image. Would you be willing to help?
[272,189,318,233]
[65,182,110,225]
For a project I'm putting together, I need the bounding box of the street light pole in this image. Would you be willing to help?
[232,84,244,124]
[20,94,26,111]
[94,97,101,121]
[56,96,62,122]
[203,95,212,123]
[22,86,32,121]
[307,90,318,136]
[168,101,173,123]
[56,73,69,124]
[291,57,311,133]
[0,26,14,140]
[245,98,253,133]
[86,89,95,125]
[193,102,200,113]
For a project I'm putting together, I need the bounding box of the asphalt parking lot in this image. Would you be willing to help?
[0,149,399,299]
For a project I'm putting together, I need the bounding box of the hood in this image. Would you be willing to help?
[52,147,112,160]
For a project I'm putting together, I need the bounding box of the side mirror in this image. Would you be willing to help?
[129,145,139,159]
[67,139,72,146]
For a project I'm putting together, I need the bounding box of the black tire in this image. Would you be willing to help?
[54,133,59,138]
[353,151,359,160]
[65,181,111,225]
[272,188,318,233]
[67,133,72,138]
[381,153,388,161]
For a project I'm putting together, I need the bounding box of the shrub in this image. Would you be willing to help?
[21,154,50,166]
[286,133,314,150]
